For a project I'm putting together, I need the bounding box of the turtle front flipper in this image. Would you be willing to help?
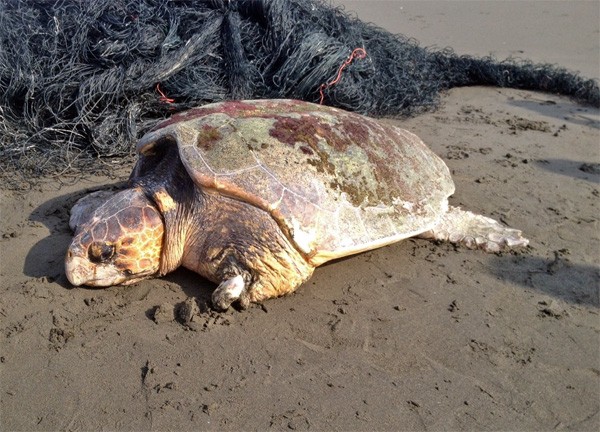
[418,206,529,253]
[206,244,314,311]
[209,249,310,311]
[210,254,253,310]
[212,275,248,311]
[181,193,315,311]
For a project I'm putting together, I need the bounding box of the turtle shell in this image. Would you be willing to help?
[136,99,454,265]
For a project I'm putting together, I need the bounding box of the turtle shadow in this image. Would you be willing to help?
[488,252,599,307]
[163,267,215,305]
[534,159,600,184]
[24,181,126,288]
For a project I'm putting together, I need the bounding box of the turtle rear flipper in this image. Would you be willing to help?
[419,206,529,253]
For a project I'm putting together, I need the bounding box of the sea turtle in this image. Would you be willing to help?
[65,99,528,310]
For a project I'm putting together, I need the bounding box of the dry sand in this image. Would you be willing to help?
[1,1,599,430]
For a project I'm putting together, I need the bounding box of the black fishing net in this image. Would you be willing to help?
[1,0,598,176]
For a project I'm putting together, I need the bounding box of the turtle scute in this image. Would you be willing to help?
[138,99,455,264]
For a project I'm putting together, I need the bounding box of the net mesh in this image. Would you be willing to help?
[1,0,598,176]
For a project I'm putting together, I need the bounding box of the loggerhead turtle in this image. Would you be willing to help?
[65,99,528,310]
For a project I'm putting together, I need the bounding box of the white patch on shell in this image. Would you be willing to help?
[366,202,396,215]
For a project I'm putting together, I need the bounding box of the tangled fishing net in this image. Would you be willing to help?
[1,0,598,177]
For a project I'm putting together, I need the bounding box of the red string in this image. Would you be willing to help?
[319,48,367,104]
[156,83,175,104]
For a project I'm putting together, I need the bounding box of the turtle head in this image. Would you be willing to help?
[65,188,164,287]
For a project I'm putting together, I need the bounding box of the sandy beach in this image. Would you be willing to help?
[1,1,599,430]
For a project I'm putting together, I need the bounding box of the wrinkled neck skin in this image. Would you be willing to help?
[132,143,203,277]
[154,186,204,276]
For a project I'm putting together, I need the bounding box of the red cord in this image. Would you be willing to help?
[156,83,175,104]
[319,48,367,104]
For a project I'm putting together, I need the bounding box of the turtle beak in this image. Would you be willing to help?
[65,252,91,286]
[65,248,125,287]
[65,248,93,286]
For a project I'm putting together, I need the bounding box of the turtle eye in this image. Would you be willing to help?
[88,241,115,264]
